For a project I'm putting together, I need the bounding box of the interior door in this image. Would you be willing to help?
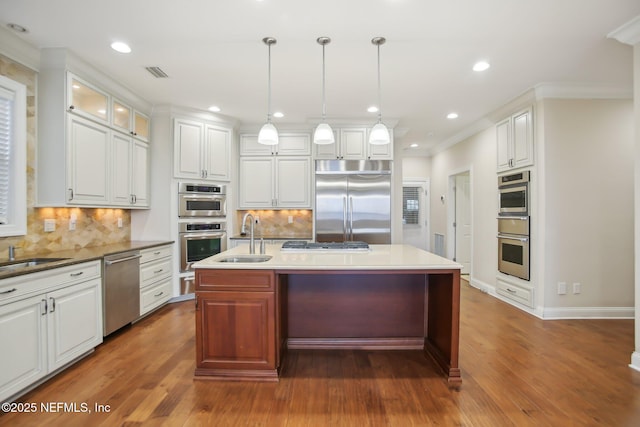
[454,173,471,274]
[402,182,429,251]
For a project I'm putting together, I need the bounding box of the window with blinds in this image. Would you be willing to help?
[0,75,26,237]
[403,186,420,225]
[0,87,13,225]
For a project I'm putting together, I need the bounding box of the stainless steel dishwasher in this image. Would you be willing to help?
[103,251,141,336]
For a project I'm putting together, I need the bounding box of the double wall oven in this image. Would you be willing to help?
[178,183,227,294]
[497,171,530,281]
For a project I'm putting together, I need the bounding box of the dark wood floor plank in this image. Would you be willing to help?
[2,282,640,426]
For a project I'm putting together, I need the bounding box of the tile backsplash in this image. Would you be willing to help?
[1,53,131,260]
[235,210,312,238]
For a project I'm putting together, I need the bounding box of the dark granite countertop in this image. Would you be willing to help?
[0,240,173,280]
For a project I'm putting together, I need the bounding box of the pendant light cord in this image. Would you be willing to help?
[322,42,327,121]
[267,41,272,123]
[376,41,382,124]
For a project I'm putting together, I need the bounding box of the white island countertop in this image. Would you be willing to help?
[193,243,463,271]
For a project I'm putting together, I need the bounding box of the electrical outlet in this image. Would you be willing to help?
[69,213,77,231]
[44,219,56,232]
[117,218,123,228]
[288,215,293,224]
[255,216,260,224]
[573,282,581,294]
[557,282,567,295]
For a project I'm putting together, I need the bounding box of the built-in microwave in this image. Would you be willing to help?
[178,183,226,218]
[498,171,529,216]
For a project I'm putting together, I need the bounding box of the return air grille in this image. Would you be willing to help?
[145,66,169,78]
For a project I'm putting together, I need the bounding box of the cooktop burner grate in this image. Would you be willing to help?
[281,241,370,251]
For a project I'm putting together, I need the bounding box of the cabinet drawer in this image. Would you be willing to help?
[140,279,172,315]
[0,261,101,305]
[496,279,534,308]
[140,259,172,288]
[196,269,274,291]
[140,245,172,264]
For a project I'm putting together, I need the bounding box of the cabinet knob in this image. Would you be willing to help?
[69,105,75,110]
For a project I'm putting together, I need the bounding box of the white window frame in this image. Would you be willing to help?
[0,75,27,237]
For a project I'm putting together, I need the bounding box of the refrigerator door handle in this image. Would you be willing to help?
[349,196,354,241]
[343,196,348,241]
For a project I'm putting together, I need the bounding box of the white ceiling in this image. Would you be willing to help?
[1,0,639,155]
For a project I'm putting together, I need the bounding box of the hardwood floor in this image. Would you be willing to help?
[2,282,640,426]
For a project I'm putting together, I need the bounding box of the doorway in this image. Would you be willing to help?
[402,180,430,251]
[448,171,471,275]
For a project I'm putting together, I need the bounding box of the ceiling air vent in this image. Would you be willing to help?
[145,66,169,78]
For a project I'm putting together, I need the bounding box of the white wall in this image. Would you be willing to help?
[541,99,634,311]
[421,97,634,317]
[429,126,497,287]
[402,156,431,180]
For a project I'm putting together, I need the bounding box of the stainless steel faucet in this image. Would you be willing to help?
[8,245,15,261]
[241,213,255,254]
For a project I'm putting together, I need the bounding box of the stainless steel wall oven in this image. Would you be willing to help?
[498,171,529,216]
[178,182,226,218]
[497,216,530,280]
[179,221,227,273]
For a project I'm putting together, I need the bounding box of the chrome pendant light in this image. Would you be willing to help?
[313,37,335,145]
[258,37,279,146]
[369,37,390,145]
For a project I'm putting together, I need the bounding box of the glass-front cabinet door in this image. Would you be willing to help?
[67,73,109,124]
[112,100,132,133]
[134,111,150,142]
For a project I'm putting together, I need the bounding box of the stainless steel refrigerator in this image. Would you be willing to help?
[315,160,391,244]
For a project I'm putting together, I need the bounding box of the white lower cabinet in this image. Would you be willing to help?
[139,245,173,316]
[0,261,103,402]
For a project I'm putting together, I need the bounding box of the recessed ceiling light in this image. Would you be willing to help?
[447,112,459,119]
[110,41,132,54]
[473,61,490,72]
[208,106,221,112]
[7,23,28,33]
[367,106,379,113]
[273,111,284,118]
[410,143,419,148]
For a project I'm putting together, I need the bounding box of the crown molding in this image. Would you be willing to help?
[534,82,632,99]
[608,15,640,46]
[0,26,40,71]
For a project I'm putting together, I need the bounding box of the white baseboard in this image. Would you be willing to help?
[542,306,634,319]
[170,293,195,303]
[630,352,640,372]
[466,276,632,319]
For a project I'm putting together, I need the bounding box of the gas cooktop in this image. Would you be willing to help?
[281,241,370,252]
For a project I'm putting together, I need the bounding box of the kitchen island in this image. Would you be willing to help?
[193,243,462,385]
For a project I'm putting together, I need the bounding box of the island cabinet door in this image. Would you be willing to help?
[195,291,276,372]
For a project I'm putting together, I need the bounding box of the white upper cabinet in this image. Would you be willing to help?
[173,118,232,182]
[238,157,311,209]
[112,132,149,207]
[314,127,393,160]
[112,98,150,142]
[67,74,109,125]
[240,133,311,156]
[66,115,110,205]
[37,56,152,208]
[497,106,533,172]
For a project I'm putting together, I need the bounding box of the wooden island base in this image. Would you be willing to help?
[195,268,461,385]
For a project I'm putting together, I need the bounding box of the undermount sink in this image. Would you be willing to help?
[217,255,272,263]
[0,257,70,272]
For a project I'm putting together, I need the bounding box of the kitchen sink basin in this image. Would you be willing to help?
[0,257,70,272]
[217,255,272,263]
